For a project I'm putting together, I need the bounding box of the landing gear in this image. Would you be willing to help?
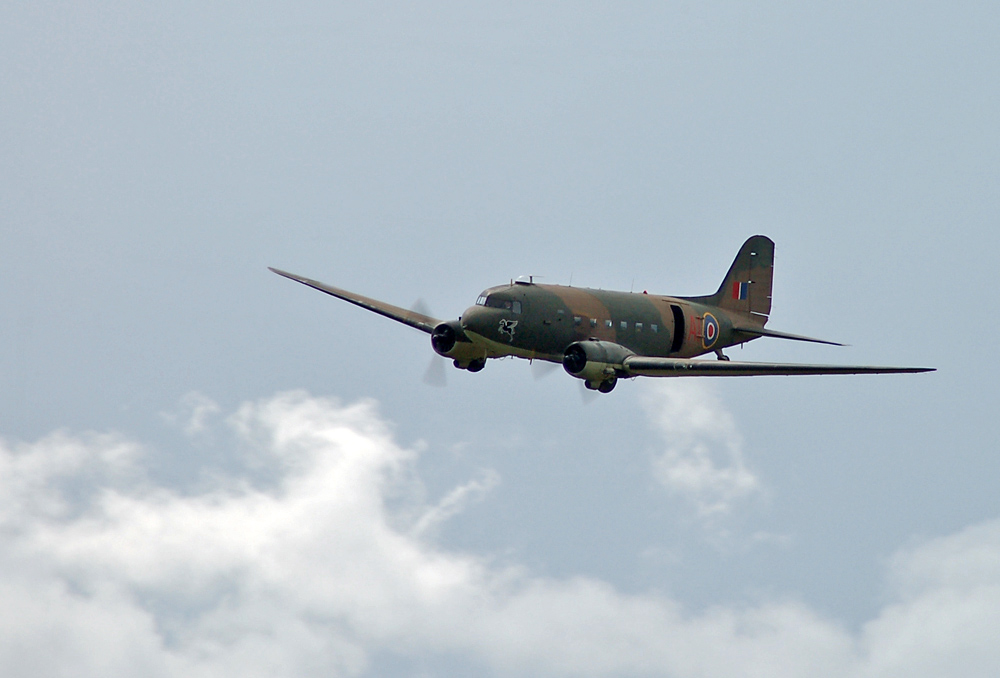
[585,377,617,393]
[454,358,487,372]
[715,350,730,361]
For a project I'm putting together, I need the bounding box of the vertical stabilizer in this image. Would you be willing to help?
[712,235,774,323]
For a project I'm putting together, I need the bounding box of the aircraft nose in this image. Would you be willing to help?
[460,305,492,334]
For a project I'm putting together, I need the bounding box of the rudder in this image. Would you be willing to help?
[713,235,774,323]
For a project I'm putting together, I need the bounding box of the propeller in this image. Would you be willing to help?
[530,358,560,380]
[411,298,433,320]
[413,298,449,387]
[578,380,598,405]
[423,356,448,387]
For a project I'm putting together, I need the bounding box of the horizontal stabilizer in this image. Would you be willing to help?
[269,268,440,333]
[623,356,933,378]
[732,325,846,346]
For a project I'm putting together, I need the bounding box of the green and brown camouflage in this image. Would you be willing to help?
[270,235,933,394]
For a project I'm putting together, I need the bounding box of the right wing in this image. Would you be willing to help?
[623,356,934,377]
[731,325,846,346]
[269,268,441,334]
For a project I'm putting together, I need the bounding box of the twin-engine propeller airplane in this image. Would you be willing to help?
[270,236,933,393]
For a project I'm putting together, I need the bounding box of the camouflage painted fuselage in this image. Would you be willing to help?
[460,283,760,364]
[458,234,775,365]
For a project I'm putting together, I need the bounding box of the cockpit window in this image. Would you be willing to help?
[476,295,487,306]
[512,300,522,314]
[484,295,513,310]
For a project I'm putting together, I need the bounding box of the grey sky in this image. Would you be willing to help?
[1,2,997,676]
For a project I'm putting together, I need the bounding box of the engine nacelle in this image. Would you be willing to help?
[562,340,635,382]
[431,321,486,366]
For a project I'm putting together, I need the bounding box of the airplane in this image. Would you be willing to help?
[269,235,933,393]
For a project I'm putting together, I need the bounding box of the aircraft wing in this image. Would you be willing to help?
[269,268,440,334]
[731,325,846,346]
[623,356,934,377]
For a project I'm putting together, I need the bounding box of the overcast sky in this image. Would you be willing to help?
[2,2,998,676]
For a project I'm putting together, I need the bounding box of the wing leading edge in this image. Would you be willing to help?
[623,356,934,377]
[732,325,846,346]
[269,268,440,333]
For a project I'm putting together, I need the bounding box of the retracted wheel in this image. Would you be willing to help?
[467,358,486,373]
[598,377,617,393]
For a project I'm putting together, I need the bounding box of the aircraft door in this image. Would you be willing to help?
[669,304,685,354]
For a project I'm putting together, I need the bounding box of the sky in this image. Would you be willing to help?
[1,2,998,676]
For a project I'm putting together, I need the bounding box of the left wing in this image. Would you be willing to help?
[623,356,934,377]
[269,268,440,333]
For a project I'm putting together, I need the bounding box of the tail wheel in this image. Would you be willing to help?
[597,377,617,393]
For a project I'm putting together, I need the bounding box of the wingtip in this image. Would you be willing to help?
[268,267,298,281]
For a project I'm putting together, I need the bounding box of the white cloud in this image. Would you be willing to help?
[640,381,761,518]
[411,468,500,538]
[160,391,222,436]
[0,390,999,677]
[859,521,1000,678]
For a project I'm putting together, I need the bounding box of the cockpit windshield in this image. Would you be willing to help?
[477,294,521,313]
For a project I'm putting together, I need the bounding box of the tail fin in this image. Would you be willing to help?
[712,235,774,324]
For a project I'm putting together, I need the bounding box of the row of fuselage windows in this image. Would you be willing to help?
[476,296,657,332]
[562,310,658,333]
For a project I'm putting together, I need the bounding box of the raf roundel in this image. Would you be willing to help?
[702,313,719,349]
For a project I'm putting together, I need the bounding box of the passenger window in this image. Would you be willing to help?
[636,322,643,332]
[573,316,582,326]
[605,319,613,328]
[619,321,627,330]
[589,318,597,328]
[651,324,658,333]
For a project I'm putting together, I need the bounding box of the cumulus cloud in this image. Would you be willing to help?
[159,391,222,436]
[640,381,761,518]
[859,521,1000,677]
[0,390,998,677]
[410,468,500,538]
